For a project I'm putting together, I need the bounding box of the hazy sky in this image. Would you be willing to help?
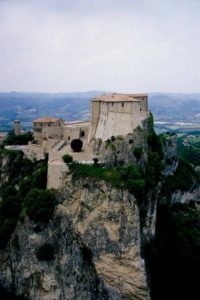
[0,0,199,93]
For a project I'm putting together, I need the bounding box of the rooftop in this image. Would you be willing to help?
[92,93,147,102]
[33,117,62,123]
[64,121,90,128]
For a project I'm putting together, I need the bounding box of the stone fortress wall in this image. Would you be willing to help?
[89,94,148,142]
[14,93,149,189]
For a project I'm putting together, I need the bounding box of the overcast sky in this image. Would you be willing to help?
[0,0,199,93]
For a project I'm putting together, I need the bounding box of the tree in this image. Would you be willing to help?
[25,189,55,222]
[63,154,73,164]
[71,139,83,152]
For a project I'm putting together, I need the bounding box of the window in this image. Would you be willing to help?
[112,102,113,106]
[35,128,42,133]
[122,103,124,107]
[68,136,70,140]
[80,131,85,137]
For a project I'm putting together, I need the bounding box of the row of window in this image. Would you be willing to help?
[35,123,61,127]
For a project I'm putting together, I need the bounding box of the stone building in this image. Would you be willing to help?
[33,117,64,145]
[32,93,149,149]
[27,93,149,189]
[14,120,22,135]
[89,93,148,142]
[63,121,90,143]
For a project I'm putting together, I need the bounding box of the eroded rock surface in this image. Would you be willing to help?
[0,178,150,299]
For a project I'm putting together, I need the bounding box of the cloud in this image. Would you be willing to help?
[0,0,199,92]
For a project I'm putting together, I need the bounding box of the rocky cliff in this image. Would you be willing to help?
[57,179,150,299]
[0,177,150,300]
[0,210,107,300]
[0,120,182,300]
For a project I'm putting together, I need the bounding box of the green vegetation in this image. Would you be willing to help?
[162,158,198,195]
[93,157,99,165]
[68,162,145,201]
[3,131,33,146]
[0,150,50,248]
[177,134,200,166]
[36,243,55,261]
[65,114,164,202]
[24,189,55,222]
[62,154,73,164]
[146,202,200,300]
[145,113,164,190]
[133,147,143,160]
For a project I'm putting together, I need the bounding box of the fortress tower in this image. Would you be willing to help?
[14,120,21,135]
[89,93,149,142]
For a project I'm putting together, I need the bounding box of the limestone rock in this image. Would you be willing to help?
[58,179,150,299]
[0,177,150,299]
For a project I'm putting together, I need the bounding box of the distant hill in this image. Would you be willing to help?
[149,93,200,122]
[0,91,200,132]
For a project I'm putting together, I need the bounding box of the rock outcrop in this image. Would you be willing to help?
[0,121,181,300]
[57,179,150,300]
[93,124,148,168]
[0,210,108,300]
[0,177,150,299]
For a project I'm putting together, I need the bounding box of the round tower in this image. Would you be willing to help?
[14,120,21,135]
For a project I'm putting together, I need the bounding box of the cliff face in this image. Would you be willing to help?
[0,177,150,300]
[93,124,148,168]
[0,207,108,300]
[57,179,150,300]
[0,123,180,300]
[0,154,10,188]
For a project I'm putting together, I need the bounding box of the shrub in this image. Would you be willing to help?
[0,196,21,219]
[133,147,143,160]
[3,131,33,146]
[119,164,142,181]
[0,219,16,248]
[31,166,47,190]
[148,132,163,159]
[1,185,17,199]
[36,243,55,261]
[145,152,161,189]
[0,153,48,248]
[71,139,83,152]
[162,158,197,195]
[69,162,145,201]
[25,189,55,222]
[63,154,73,164]
[93,157,99,165]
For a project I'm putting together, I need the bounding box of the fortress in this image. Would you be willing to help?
[17,93,149,188]
[90,93,148,141]
[31,93,148,147]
